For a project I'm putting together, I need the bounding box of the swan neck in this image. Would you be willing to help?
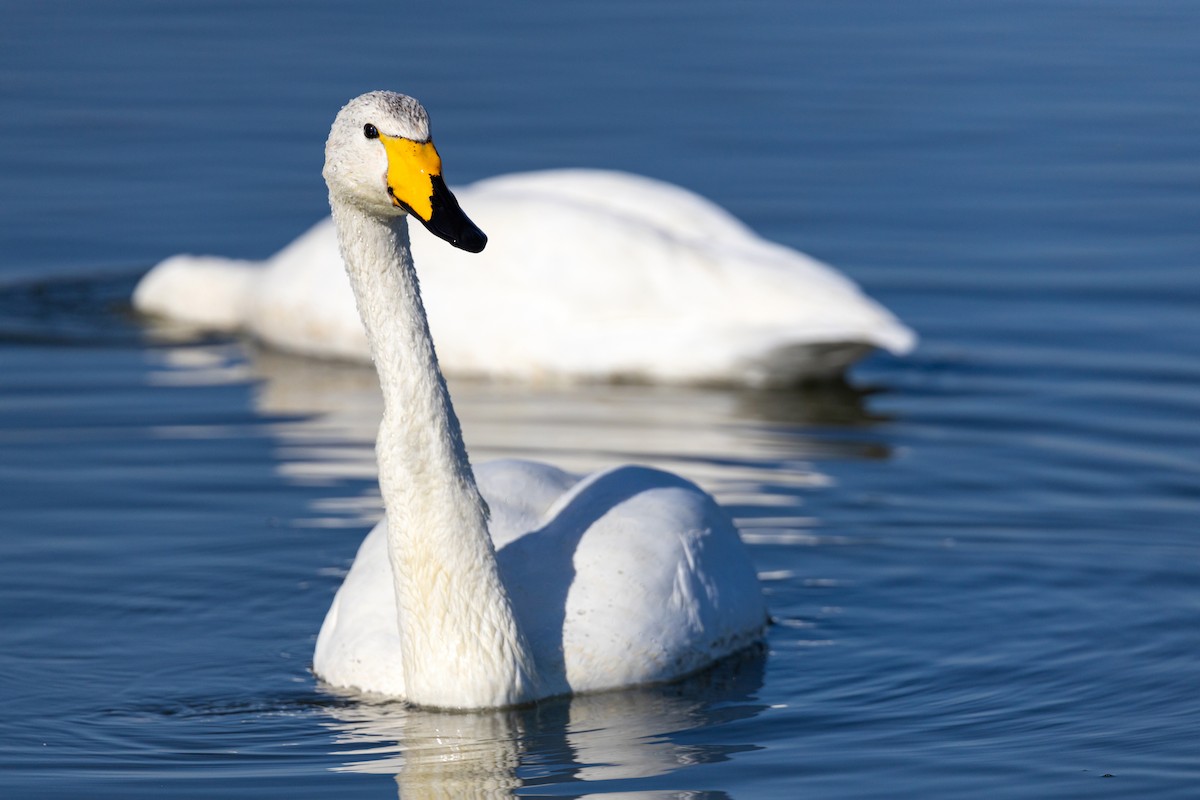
[329,197,538,708]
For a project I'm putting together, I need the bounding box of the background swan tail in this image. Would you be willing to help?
[132,254,259,330]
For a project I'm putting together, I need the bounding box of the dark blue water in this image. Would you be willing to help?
[2,1,1199,797]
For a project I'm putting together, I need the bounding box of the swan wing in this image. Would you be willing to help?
[497,465,767,696]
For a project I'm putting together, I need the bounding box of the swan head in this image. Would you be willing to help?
[323,91,487,253]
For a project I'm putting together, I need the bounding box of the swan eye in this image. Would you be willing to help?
[363,123,379,140]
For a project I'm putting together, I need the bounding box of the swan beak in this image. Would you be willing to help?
[380,135,488,253]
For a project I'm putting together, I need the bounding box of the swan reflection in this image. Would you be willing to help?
[249,346,874,472]
[321,648,765,799]
[146,342,889,541]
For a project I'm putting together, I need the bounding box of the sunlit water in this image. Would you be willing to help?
[3,1,1199,798]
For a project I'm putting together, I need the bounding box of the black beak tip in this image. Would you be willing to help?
[457,224,487,253]
[424,175,488,254]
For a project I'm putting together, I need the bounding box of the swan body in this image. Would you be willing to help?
[315,460,766,701]
[135,170,914,386]
[311,91,766,709]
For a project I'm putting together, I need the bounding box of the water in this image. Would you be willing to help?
[2,1,1199,797]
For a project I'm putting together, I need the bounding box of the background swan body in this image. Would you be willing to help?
[312,91,767,709]
[135,169,915,385]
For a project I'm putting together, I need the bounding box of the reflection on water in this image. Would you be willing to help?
[148,342,890,541]
[322,649,765,799]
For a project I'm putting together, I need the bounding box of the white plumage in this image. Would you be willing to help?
[310,91,767,709]
[135,168,914,386]
[315,460,767,701]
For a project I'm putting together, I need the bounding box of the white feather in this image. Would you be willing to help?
[135,169,914,385]
[310,91,768,709]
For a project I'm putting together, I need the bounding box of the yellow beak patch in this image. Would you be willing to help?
[380,135,443,221]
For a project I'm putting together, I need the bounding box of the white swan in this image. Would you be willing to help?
[311,91,768,709]
[135,177,914,387]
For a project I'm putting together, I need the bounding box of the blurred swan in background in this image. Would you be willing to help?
[311,91,768,709]
[134,168,915,386]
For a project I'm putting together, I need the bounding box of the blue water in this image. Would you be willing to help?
[2,1,1199,797]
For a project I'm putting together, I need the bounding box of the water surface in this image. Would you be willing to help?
[2,1,1199,797]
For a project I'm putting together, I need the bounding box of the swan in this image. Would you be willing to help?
[135,177,914,389]
[311,91,768,709]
